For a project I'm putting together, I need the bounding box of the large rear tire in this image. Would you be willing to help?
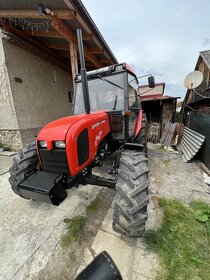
[113,150,149,237]
[9,142,39,198]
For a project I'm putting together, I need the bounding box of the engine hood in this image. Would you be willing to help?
[37,114,88,141]
[37,111,107,142]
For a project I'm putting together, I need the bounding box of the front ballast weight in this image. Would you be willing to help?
[19,171,68,206]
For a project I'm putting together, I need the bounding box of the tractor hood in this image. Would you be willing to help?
[37,111,107,142]
[37,114,88,141]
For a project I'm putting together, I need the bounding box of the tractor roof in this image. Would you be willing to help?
[76,62,137,81]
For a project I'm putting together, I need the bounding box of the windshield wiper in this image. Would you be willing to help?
[97,75,124,90]
[112,95,118,110]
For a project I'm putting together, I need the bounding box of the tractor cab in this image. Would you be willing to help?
[73,63,140,114]
[73,63,141,142]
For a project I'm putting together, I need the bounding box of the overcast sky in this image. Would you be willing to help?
[82,0,210,99]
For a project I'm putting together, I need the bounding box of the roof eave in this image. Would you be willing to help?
[69,0,118,64]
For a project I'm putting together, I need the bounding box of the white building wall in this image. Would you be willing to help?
[2,38,73,148]
[139,84,164,96]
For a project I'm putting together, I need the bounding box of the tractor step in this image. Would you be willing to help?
[18,171,68,206]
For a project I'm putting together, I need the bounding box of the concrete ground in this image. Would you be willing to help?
[0,152,16,175]
[0,171,104,280]
[1,144,210,280]
[77,143,210,280]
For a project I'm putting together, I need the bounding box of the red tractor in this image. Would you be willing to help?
[9,30,155,237]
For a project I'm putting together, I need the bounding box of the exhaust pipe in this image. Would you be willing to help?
[77,29,91,114]
[75,251,123,280]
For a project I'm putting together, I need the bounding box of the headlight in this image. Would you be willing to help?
[39,140,47,148]
[54,141,66,149]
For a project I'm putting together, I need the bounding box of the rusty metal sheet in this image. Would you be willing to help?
[160,123,176,146]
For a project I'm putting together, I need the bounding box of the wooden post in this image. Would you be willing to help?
[69,41,78,88]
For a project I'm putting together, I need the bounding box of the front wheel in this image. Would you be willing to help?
[112,150,149,237]
[9,142,39,198]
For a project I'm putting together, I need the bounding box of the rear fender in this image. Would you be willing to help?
[135,110,143,137]
[66,112,110,176]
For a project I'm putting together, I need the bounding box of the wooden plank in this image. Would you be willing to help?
[99,58,112,64]
[83,33,93,40]
[0,9,77,19]
[47,44,104,53]
[69,42,78,84]
[46,44,69,51]
[23,30,93,41]
[51,15,102,68]
[23,30,63,38]
[89,47,104,54]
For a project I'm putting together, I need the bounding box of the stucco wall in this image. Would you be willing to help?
[139,84,164,96]
[0,35,18,130]
[2,38,72,146]
[0,33,22,150]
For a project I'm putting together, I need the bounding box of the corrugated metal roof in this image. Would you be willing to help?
[200,50,210,70]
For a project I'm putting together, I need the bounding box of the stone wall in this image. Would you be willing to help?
[0,130,22,151]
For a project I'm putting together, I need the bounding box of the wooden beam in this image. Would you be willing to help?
[51,15,103,68]
[46,44,69,51]
[46,44,104,54]
[23,30,63,38]
[0,19,69,72]
[0,9,77,19]
[69,42,78,84]
[83,33,93,41]
[99,58,112,64]
[33,28,92,41]
[23,30,93,41]
[89,47,104,54]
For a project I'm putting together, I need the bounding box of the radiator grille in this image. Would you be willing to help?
[39,148,70,175]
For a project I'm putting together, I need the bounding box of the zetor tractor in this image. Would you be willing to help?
[9,30,155,237]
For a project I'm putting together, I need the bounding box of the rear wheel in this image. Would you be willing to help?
[113,150,149,237]
[9,142,39,198]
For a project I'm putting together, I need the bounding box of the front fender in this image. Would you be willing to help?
[66,112,110,176]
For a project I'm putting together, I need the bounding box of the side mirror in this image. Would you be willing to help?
[148,76,155,88]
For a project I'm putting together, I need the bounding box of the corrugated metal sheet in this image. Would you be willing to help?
[179,127,205,162]
[160,123,176,146]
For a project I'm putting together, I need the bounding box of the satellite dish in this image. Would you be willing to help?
[184,71,203,89]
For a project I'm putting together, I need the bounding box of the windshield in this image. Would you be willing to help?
[73,73,125,114]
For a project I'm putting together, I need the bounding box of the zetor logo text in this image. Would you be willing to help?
[91,119,106,130]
